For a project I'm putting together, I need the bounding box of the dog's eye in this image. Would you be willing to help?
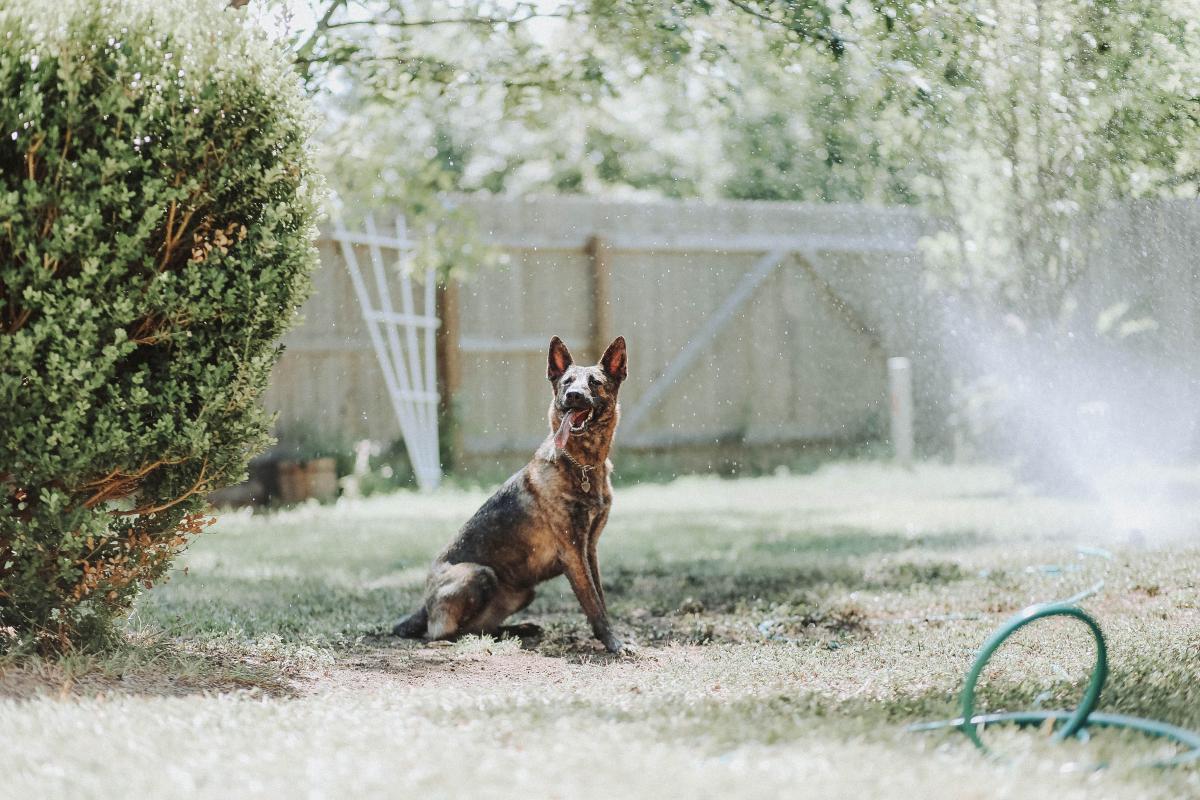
[588,376,600,388]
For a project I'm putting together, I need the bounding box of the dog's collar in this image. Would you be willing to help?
[556,449,596,493]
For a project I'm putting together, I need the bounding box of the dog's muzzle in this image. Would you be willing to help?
[553,402,594,449]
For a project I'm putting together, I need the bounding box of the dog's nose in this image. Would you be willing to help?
[565,390,587,407]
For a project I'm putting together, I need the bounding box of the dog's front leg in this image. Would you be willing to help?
[560,546,623,653]
[586,509,610,613]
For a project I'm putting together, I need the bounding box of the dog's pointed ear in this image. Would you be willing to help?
[547,336,573,382]
[600,336,627,383]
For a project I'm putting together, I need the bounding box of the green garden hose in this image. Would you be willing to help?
[908,582,1200,768]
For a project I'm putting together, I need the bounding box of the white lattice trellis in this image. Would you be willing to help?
[333,215,441,491]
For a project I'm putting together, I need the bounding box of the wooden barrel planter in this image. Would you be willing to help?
[276,457,339,504]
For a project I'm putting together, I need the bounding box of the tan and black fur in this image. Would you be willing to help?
[392,335,628,653]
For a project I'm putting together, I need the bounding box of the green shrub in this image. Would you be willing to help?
[0,0,323,651]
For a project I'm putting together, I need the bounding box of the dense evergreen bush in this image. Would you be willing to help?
[0,0,322,650]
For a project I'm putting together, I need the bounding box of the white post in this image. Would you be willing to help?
[888,356,914,468]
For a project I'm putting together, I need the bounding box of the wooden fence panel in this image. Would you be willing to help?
[263,196,936,462]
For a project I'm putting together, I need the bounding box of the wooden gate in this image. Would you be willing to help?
[437,196,930,459]
[265,197,935,474]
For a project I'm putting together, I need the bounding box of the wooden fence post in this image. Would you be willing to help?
[436,279,463,470]
[888,356,914,469]
[586,235,614,361]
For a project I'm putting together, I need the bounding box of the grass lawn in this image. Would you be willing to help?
[3,462,1200,798]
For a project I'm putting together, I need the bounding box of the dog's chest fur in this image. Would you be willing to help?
[439,456,612,587]
[528,456,611,535]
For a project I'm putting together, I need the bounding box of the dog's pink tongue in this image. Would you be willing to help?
[554,411,573,450]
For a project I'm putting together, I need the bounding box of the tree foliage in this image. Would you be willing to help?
[277,0,1200,319]
[875,0,1200,316]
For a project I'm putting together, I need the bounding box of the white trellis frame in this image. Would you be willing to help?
[332,215,441,491]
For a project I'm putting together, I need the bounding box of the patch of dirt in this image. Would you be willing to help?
[312,637,655,696]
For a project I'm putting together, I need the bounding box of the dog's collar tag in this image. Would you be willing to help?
[557,449,595,493]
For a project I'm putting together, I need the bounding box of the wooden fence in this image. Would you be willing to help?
[262,195,937,471]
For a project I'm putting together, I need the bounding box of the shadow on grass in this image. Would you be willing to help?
[121,551,976,668]
[0,575,427,697]
[747,527,985,559]
[0,632,298,700]
[133,576,419,643]
[594,559,969,616]
[33,523,989,694]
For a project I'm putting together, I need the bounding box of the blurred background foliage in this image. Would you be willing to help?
[253,0,1200,315]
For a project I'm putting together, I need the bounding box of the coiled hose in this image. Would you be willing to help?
[908,578,1200,768]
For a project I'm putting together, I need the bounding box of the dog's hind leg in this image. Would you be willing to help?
[425,562,500,640]
[392,606,428,638]
[471,585,536,637]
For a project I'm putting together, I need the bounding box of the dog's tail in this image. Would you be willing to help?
[392,606,428,638]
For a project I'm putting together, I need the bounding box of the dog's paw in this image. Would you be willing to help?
[603,635,639,656]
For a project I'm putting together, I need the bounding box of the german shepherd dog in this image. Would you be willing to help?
[392,335,628,653]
